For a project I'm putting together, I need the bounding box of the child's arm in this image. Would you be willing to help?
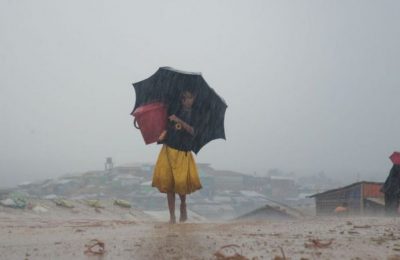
[169,115,195,135]
[158,130,167,141]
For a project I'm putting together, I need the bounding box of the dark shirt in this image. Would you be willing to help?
[381,165,400,197]
[164,108,195,152]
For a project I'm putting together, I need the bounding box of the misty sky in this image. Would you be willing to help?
[1,1,399,187]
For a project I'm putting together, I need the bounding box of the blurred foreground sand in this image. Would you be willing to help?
[1,201,400,260]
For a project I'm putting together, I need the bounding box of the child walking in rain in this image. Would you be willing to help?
[152,89,202,224]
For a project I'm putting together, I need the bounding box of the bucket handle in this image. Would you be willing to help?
[133,118,140,129]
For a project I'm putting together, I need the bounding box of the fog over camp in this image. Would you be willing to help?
[1,1,400,259]
[1,1,399,187]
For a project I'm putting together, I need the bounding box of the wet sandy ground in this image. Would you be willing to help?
[1,214,400,260]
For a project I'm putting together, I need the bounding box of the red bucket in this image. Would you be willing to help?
[132,102,167,144]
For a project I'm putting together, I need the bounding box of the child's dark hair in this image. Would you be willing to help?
[180,89,197,99]
[181,85,197,97]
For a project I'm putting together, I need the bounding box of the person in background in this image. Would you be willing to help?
[381,164,400,216]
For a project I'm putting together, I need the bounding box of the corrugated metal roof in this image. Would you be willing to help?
[308,181,383,198]
[365,197,384,206]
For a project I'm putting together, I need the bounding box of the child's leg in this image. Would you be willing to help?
[179,194,187,222]
[167,192,176,223]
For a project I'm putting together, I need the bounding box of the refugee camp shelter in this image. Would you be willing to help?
[235,200,304,220]
[309,181,384,215]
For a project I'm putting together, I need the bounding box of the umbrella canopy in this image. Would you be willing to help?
[132,67,227,154]
[390,151,400,165]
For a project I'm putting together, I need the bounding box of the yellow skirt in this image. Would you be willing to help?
[152,145,202,195]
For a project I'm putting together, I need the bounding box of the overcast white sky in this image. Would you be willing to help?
[1,0,399,187]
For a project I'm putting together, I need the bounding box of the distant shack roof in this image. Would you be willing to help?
[308,181,383,198]
[236,202,304,220]
[215,170,244,176]
[196,163,212,167]
[114,163,153,168]
[270,176,295,181]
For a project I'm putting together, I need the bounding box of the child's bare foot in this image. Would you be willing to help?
[179,203,187,222]
[169,215,176,224]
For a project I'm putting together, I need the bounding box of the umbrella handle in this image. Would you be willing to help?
[133,118,140,129]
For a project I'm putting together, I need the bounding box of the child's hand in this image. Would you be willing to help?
[158,130,167,141]
[168,114,179,122]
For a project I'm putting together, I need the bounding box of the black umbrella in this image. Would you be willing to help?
[132,67,227,154]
